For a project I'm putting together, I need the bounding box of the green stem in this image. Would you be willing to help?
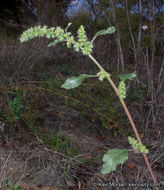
[88,54,159,189]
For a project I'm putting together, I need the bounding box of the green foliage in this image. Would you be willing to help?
[3,87,48,130]
[146,181,164,190]
[128,136,148,154]
[20,24,93,56]
[48,39,64,47]
[58,63,79,76]
[91,26,116,43]
[61,74,96,89]
[39,130,80,157]
[160,181,164,186]
[118,72,136,82]
[7,90,24,123]
[160,138,164,144]
[128,84,148,102]
[20,24,116,57]
[8,180,19,190]
[101,148,128,174]
[65,22,72,32]
[20,25,56,42]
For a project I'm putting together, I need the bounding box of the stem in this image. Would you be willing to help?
[89,54,159,189]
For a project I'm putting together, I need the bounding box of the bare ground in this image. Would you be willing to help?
[0,104,164,190]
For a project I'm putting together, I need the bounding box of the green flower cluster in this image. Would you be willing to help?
[20,24,93,56]
[76,25,93,55]
[118,81,126,99]
[64,32,75,48]
[128,136,149,154]
[55,27,65,41]
[97,70,110,81]
[20,26,56,43]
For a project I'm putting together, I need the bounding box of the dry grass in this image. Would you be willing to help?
[0,101,163,190]
[0,130,163,190]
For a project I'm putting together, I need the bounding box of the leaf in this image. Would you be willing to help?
[61,74,96,89]
[8,180,13,189]
[161,181,164,186]
[48,39,64,47]
[65,22,72,32]
[160,138,164,144]
[91,26,116,43]
[101,148,128,175]
[118,71,136,82]
[14,183,19,190]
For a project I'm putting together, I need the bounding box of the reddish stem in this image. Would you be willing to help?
[88,54,159,190]
[107,77,159,190]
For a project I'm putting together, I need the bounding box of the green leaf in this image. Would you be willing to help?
[65,22,72,32]
[160,138,164,144]
[101,148,128,175]
[61,74,96,89]
[14,183,19,190]
[161,181,164,186]
[8,180,13,189]
[91,26,116,43]
[48,39,64,47]
[118,71,136,82]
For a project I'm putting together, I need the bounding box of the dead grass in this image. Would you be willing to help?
[0,102,163,190]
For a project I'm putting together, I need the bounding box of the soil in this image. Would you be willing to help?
[0,103,164,190]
